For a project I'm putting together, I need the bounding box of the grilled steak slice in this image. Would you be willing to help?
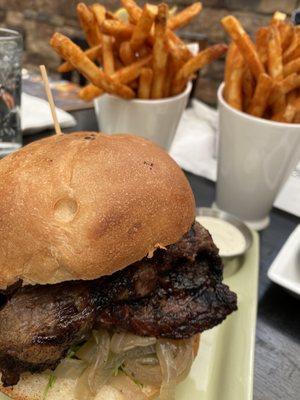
[0,263,158,386]
[0,280,94,386]
[97,257,236,338]
[0,222,237,386]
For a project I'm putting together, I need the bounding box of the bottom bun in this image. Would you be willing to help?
[0,335,200,400]
[0,373,159,400]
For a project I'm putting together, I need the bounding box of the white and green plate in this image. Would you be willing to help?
[1,232,259,400]
[176,231,259,400]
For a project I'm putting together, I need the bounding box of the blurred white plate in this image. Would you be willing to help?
[267,225,300,297]
[21,93,76,134]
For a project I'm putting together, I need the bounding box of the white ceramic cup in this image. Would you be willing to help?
[94,82,192,150]
[216,82,300,230]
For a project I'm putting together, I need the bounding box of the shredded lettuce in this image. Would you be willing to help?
[119,364,144,389]
[43,374,56,400]
[66,343,84,359]
[43,342,84,399]
[113,365,121,377]
[42,341,145,399]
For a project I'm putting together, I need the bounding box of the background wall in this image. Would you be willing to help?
[0,0,299,105]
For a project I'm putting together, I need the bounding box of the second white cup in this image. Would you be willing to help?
[216,82,300,230]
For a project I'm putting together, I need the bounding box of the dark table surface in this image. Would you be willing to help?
[24,108,300,400]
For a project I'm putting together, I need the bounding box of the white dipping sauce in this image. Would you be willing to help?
[196,216,246,257]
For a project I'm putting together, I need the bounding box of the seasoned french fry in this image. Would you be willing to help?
[78,84,102,101]
[167,2,202,31]
[129,79,139,89]
[115,54,152,82]
[268,73,300,109]
[287,90,297,108]
[242,66,255,110]
[114,57,124,70]
[101,20,134,40]
[292,94,300,123]
[283,27,300,63]
[122,0,192,65]
[221,11,300,123]
[121,0,193,64]
[267,24,285,113]
[138,67,153,99]
[288,49,300,65]
[121,0,142,23]
[256,27,269,67]
[167,30,193,62]
[119,40,136,65]
[267,26,283,80]
[157,22,193,61]
[57,44,102,73]
[283,103,297,122]
[221,15,264,79]
[247,73,273,117]
[79,54,152,100]
[285,45,300,63]
[268,82,286,114]
[151,3,169,99]
[106,10,119,20]
[163,54,178,98]
[167,37,188,66]
[272,102,297,123]
[163,69,172,98]
[280,73,300,94]
[113,36,123,53]
[278,22,294,51]
[91,3,106,27]
[283,58,300,77]
[172,43,228,95]
[224,42,237,101]
[50,33,134,99]
[138,44,151,57]
[130,4,156,52]
[77,2,101,47]
[273,97,286,115]
[102,35,115,74]
[224,46,244,110]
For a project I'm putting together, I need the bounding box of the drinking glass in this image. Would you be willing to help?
[0,29,22,157]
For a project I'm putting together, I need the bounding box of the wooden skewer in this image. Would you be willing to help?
[39,65,63,136]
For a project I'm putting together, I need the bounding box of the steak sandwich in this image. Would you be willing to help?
[0,132,237,400]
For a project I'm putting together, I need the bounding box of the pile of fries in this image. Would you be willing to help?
[50,1,227,101]
[222,12,300,123]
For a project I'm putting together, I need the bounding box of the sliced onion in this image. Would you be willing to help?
[122,344,162,387]
[75,351,126,399]
[110,332,156,354]
[156,338,194,400]
[76,337,97,363]
[73,329,195,400]
[76,336,158,398]
[123,355,162,386]
[75,368,94,400]
[75,329,110,398]
[109,373,147,400]
[53,358,87,380]
[87,330,110,393]
[105,351,126,370]
[124,345,156,360]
